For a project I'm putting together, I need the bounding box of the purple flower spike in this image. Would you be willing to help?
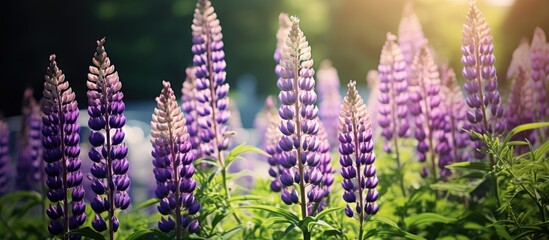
[409,46,448,180]
[152,81,200,237]
[378,33,409,154]
[461,3,505,162]
[181,67,202,158]
[17,89,43,191]
[192,0,231,163]
[275,16,325,218]
[87,38,130,235]
[506,41,535,153]
[439,64,470,164]
[398,2,427,71]
[316,60,342,149]
[366,70,380,132]
[42,54,86,238]
[530,27,549,123]
[262,96,285,192]
[317,124,334,198]
[0,120,9,196]
[339,80,378,222]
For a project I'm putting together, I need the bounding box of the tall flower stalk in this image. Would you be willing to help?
[181,67,201,158]
[263,96,284,192]
[152,81,200,239]
[276,16,323,240]
[316,60,342,149]
[339,81,379,240]
[0,120,9,196]
[191,0,232,195]
[42,54,86,239]
[17,89,43,191]
[530,27,548,125]
[87,38,131,238]
[378,33,408,196]
[398,2,427,71]
[409,46,447,180]
[461,3,504,163]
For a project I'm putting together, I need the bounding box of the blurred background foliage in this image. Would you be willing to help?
[2,0,549,123]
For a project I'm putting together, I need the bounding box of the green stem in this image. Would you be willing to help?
[358,220,364,240]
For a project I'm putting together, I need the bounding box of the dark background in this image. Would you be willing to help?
[2,0,548,118]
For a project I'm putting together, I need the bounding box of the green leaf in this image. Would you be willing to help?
[314,207,343,221]
[446,162,491,172]
[260,217,294,228]
[228,195,264,202]
[299,216,315,230]
[405,213,457,229]
[211,211,231,230]
[152,229,173,240]
[534,137,549,160]
[239,205,299,224]
[281,224,296,239]
[364,218,426,240]
[221,226,242,239]
[504,122,549,145]
[430,179,485,193]
[225,144,269,168]
[67,227,106,240]
[307,220,340,233]
[131,198,160,212]
[0,191,42,206]
[126,229,156,240]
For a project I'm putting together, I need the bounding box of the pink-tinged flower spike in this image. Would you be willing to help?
[262,96,284,192]
[409,46,448,180]
[378,33,409,195]
[339,80,378,239]
[152,81,200,238]
[181,67,202,158]
[17,89,44,191]
[0,120,10,196]
[42,54,86,239]
[506,41,535,153]
[461,3,505,162]
[398,2,427,70]
[316,60,342,149]
[192,0,231,163]
[530,27,548,123]
[276,17,324,231]
[87,38,130,237]
[439,64,470,164]
[366,70,380,133]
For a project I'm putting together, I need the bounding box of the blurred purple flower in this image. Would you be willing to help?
[262,96,284,192]
[366,70,380,132]
[398,2,427,71]
[378,33,409,154]
[276,16,325,217]
[0,120,9,196]
[316,60,341,149]
[461,3,505,161]
[192,0,231,162]
[42,54,86,238]
[17,89,43,191]
[274,13,291,74]
[86,38,130,234]
[439,64,470,164]
[339,80,379,220]
[530,27,549,123]
[409,46,449,179]
[181,67,202,158]
[152,81,200,236]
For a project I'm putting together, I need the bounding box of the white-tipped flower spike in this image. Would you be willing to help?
[439,64,470,164]
[339,80,379,221]
[152,81,200,237]
[530,27,549,123]
[316,60,342,149]
[461,2,504,161]
[181,67,202,158]
[274,13,292,66]
[398,2,427,69]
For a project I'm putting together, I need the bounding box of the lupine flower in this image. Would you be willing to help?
[274,12,292,72]
[530,27,548,123]
[316,60,342,149]
[262,96,284,192]
[461,3,505,161]
[378,33,409,154]
[17,89,43,191]
[366,70,380,132]
[398,2,427,70]
[439,64,470,163]
[254,96,275,149]
[151,81,200,237]
[181,67,201,158]
[409,46,449,179]
[276,16,324,217]
[339,80,379,221]
[192,0,231,162]
[42,54,86,238]
[506,41,535,152]
[86,38,131,235]
[317,123,334,199]
[0,120,9,196]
